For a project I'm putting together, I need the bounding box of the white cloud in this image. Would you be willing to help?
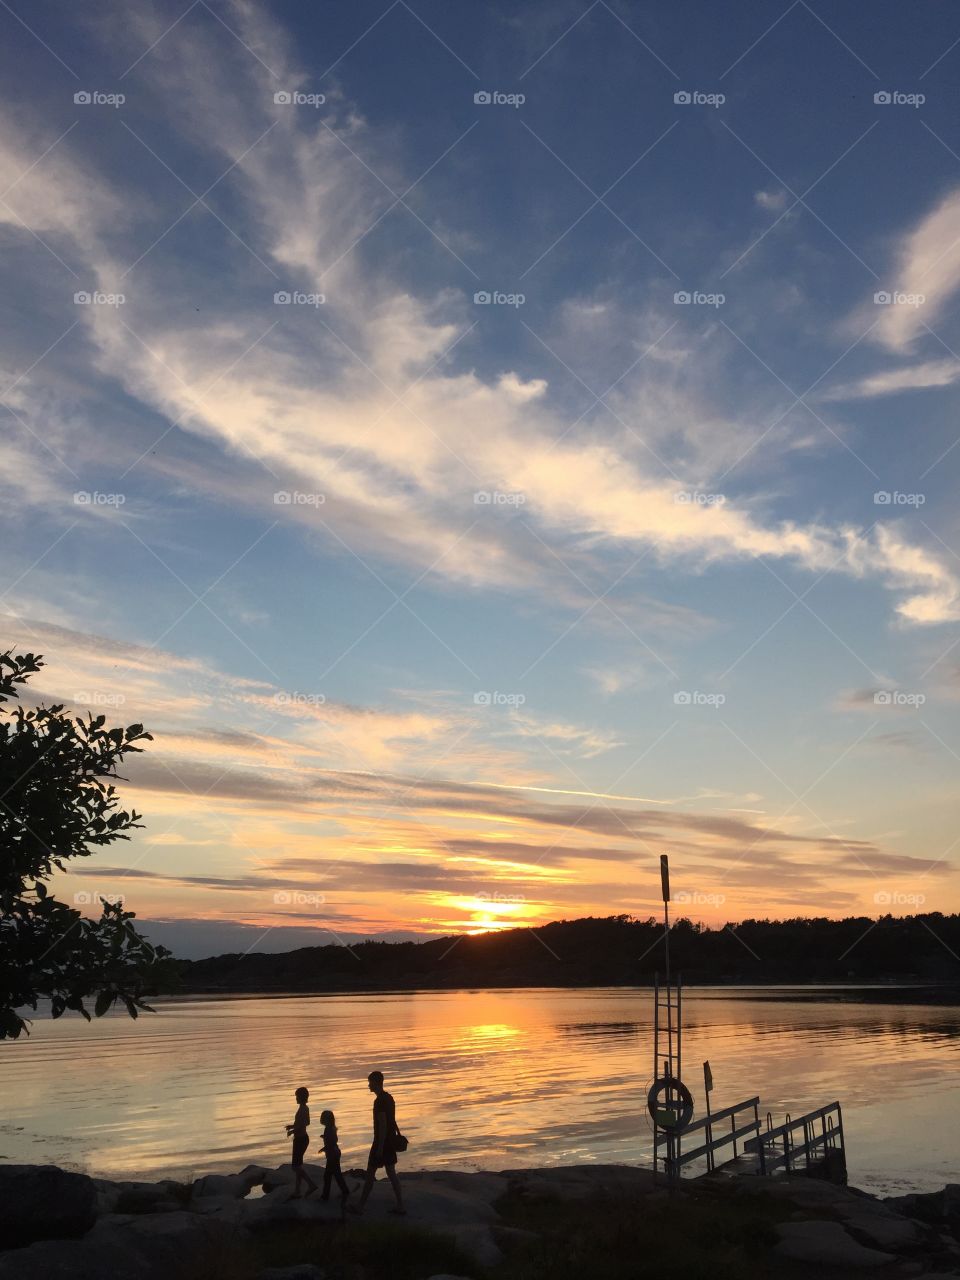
[1,0,959,627]
[822,358,960,400]
[869,186,960,353]
[754,189,787,212]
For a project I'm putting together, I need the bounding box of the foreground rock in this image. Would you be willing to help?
[2,1160,960,1278]
[774,1220,897,1268]
[0,1211,239,1280]
[192,1164,269,1200]
[0,1166,97,1247]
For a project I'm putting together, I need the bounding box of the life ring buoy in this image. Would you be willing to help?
[647,1075,694,1132]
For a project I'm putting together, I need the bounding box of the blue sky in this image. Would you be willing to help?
[2,0,960,959]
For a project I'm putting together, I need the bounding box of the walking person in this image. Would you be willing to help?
[285,1086,318,1198]
[352,1070,405,1215]
[319,1109,351,1205]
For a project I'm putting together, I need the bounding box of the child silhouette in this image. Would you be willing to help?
[285,1086,318,1198]
[319,1109,351,1204]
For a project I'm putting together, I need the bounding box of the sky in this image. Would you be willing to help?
[2,0,960,961]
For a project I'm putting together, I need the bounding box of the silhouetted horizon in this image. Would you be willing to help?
[170,912,960,991]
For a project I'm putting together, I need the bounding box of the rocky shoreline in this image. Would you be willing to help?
[2,1160,959,1278]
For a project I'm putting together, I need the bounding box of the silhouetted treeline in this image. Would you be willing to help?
[173,913,960,998]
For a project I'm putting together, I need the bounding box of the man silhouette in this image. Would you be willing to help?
[352,1070,405,1215]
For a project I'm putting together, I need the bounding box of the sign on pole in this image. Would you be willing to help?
[660,853,670,902]
[703,1060,713,1093]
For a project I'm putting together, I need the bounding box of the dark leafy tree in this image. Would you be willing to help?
[0,650,174,1039]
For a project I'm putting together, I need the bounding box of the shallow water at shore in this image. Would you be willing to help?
[4,987,958,1195]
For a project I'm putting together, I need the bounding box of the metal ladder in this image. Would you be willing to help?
[652,969,683,1178]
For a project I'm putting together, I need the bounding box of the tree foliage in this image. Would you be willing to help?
[180,911,960,994]
[0,650,174,1038]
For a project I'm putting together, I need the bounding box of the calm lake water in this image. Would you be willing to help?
[3,987,958,1196]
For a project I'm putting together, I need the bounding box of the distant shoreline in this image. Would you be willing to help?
[167,915,960,1004]
[163,980,960,1004]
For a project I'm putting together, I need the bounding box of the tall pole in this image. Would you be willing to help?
[660,854,672,1078]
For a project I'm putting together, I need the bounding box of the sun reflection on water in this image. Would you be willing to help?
[4,988,959,1197]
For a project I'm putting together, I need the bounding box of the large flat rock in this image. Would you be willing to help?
[835,1200,922,1251]
[193,1165,268,1200]
[0,1211,239,1280]
[402,1169,509,1205]
[243,1183,356,1230]
[774,1219,897,1268]
[0,1165,97,1247]
[500,1162,656,1201]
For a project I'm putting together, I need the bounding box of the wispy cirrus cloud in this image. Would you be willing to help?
[821,357,960,400]
[869,187,960,354]
[2,1,959,626]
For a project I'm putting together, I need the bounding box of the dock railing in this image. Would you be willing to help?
[656,1096,764,1177]
[743,1101,845,1175]
[656,1098,846,1181]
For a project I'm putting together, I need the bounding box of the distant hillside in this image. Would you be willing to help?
[175,913,960,995]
